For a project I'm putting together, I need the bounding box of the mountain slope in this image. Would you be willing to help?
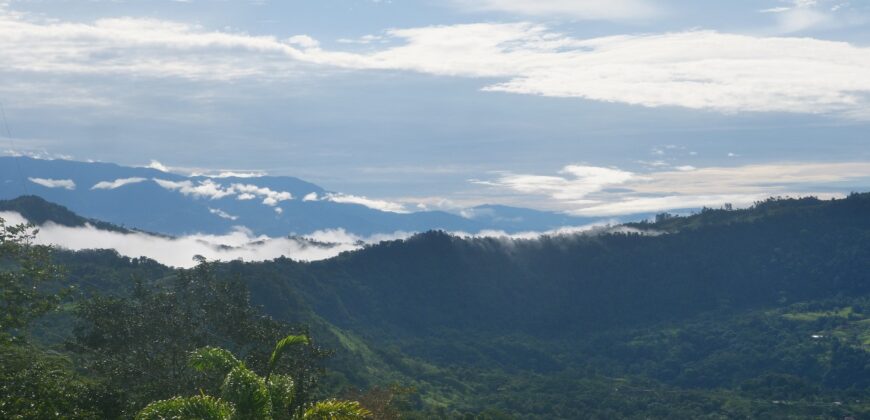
[39,193,870,418]
[221,193,870,338]
[0,195,131,233]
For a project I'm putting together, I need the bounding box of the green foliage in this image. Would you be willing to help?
[0,216,66,342]
[138,335,366,420]
[191,347,244,377]
[0,215,106,417]
[0,343,116,419]
[343,384,416,420]
[302,399,371,420]
[269,335,310,378]
[221,364,272,419]
[222,194,870,340]
[268,374,297,420]
[71,258,322,415]
[359,296,870,418]
[9,194,870,418]
[136,395,235,420]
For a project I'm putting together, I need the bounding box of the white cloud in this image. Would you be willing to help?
[317,24,870,116]
[473,165,633,202]
[153,178,234,199]
[761,7,793,13]
[571,192,849,216]
[151,178,293,205]
[0,12,310,80]
[762,0,862,34]
[0,211,360,268]
[91,177,146,190]
[303,192,319,201]
[4,148,74,161]
[337,34,384,45]
[199,171,266,178]
[409,197,469,214]
[230,183,292,206]
[287,34,319,49]
[775,7,833,32]
[629,162,870,195]
[0,211,421,268]
[208,207,238,220]
[323,192,409,213]
[572,194,784,216]
[450,0,662,21]
[475,161,870,216]
[449,221,643,240]
[28,177,75,190]
[0,212,663,269]
[146,160,170,172]
[2,9,870,116]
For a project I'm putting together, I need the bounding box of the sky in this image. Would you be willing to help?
[1,0,869,217]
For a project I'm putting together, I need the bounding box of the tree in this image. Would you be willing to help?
[72,257,330,416]
[0,216,66,343]
[137,334,371,420]
[0,343,117,419]
[0,216,115,418]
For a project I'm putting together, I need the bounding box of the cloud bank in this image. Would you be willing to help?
[2,7,870,116]
[0,211,613,268]
[0,210,364,268]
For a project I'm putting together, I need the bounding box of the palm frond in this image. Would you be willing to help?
[189,346,242,376]
[302,399,371,420]
[268,334,309,376]
[135,395,234,420]
[221,364,272,419]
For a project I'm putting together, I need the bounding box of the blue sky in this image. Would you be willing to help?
[1,0,869,216]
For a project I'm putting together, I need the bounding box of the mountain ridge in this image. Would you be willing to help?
[0,156,602,237]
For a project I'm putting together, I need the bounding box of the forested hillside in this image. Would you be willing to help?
[225,194,870,335]
[3,193,870,418]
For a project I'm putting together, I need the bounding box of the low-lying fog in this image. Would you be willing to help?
[0,211,624,268]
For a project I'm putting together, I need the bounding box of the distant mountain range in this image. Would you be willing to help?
[0,156,607,236]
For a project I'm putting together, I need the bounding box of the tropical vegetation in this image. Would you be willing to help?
[2,193,870,418]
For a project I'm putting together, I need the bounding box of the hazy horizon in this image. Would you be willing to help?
[1,0,869,216]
